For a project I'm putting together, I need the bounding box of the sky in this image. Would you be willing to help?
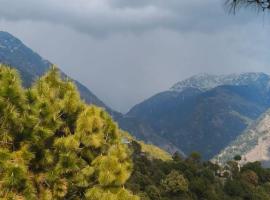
[0,0,269,113]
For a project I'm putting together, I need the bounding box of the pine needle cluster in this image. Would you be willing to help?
[0,64,139,200]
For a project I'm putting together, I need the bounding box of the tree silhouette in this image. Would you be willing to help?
[226,0,270,12]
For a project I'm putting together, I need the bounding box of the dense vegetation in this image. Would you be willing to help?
[126,142,270,200]
[1,64,270,200]
[0,64,138,199]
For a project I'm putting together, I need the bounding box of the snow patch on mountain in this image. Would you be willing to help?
[0,32,23,52]
[171,73,270,92]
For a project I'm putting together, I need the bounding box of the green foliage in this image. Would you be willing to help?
[189,151,201,163]
[145,185,161,200]
[161,170,188,194]
[0,64,138,200]
[126,140,270,200]
[234,155,242,161]
[2,64,270,200]
[121,132,172,161]
[85,187,139,200]
[241,170,258,186]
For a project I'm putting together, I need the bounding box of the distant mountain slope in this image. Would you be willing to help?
[0,31,177,154]
[0,31,116,113]
[214,109,270,167]
[127,73,270,160]
[117,115,183,154]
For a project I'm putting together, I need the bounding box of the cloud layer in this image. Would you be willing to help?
[0,0,253,35]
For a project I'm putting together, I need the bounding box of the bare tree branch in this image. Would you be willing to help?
[226,0,270,13]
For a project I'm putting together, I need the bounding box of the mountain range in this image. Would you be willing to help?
[126,73,270,159]
[2,31,270,162]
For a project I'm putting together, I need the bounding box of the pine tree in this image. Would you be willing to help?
[161,170,189,194]
[0,64,139,200]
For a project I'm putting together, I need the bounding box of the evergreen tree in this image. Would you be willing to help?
[0,64,139,200]
[161,170,188,194]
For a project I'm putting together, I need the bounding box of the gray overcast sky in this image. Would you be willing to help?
[0,0,269,113]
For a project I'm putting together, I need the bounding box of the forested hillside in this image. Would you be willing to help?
[127,142,270,200]
[1,64,270,200]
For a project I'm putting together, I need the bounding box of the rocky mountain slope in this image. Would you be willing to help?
[214,109,270,166]
[127,73,270,159]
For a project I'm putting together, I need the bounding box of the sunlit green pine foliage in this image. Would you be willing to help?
[161,170,188,194]
[121,131,172,161]
[0,64,139,200]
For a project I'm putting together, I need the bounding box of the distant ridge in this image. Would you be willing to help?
[127,72,270,159]
[0,31,117,115]
[171,73,270,93]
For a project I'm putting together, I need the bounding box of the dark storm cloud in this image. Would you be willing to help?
[0,0,253,35]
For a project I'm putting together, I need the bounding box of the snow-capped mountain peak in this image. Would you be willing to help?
[171,72,270,92]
